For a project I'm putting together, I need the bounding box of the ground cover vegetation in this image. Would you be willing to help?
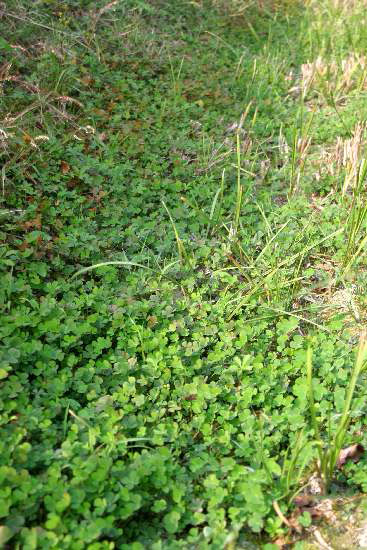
[2,0,367,548]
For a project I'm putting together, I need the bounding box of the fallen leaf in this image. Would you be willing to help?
[147,315,158,327]
[60,160,70,174]
[337,443,364,469]
[293,495,316,508]
[18,240,30,251]
[289,494,324,530]
[273,536,288,549]
[22,215,42,230]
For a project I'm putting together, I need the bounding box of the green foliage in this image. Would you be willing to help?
[2,0,367,548]
[307,338,367,492]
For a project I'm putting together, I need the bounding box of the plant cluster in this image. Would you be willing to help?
[2,0,367,548]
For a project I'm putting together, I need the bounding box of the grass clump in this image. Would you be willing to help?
[307,337,367,493]
[2,0,367,548]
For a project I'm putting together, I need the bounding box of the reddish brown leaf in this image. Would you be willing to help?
[291,494,324,524]
[67,178,79,189]
[18,240,30,251]
[293,495,316,508]
[336,443,364,469]
[60,161,70,174]
[23,133,33,144]
[22,215,42,231]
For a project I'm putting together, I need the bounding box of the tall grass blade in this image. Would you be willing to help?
[162,200,188,262]
[71,261,154,280]
[307,334,367,492]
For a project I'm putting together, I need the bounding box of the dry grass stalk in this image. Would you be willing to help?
[291,53,367,101]
[314,123,367,195]
[330,0,367,10]
[297,135,312,159]
[277,131,311,165]
[307,0,367,13]
[210,0,254,15]
[210,0,299,16]
[278,130,290,157]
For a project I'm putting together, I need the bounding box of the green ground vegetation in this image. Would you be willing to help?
[2,0,367,548]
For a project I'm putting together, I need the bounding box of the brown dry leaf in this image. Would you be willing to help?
[291,494,326,524]
[18,240,30,251]
[147,315,158,328]
[273,536,288,549]
[60,161,70,174]
[23,133,35,145]
[22,215,42,231]
[337,444,364,469]
[67,178,79,189]
[293,495,316,508]
[184,395,197,401]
